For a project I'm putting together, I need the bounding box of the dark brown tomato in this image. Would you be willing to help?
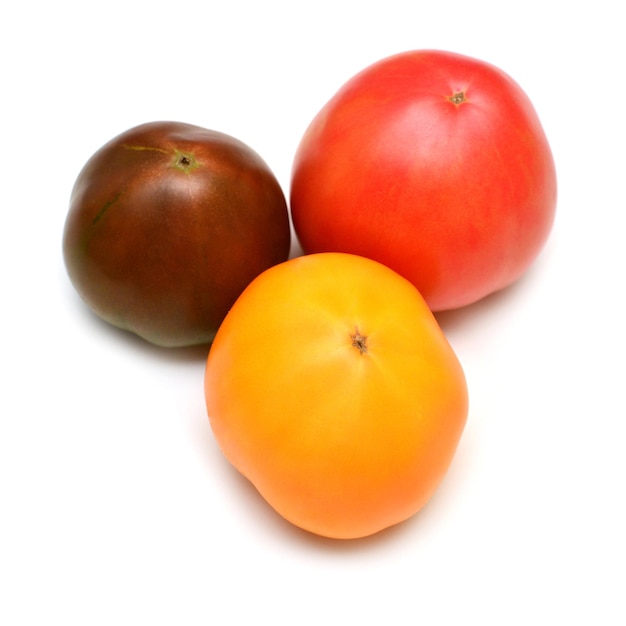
[63,121,290,347]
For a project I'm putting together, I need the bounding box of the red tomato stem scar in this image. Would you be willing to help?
[448,91,467,105]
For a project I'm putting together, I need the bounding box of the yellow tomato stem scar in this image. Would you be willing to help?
[350,327,368,355]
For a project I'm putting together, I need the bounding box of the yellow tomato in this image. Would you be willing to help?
[204,253,468,539]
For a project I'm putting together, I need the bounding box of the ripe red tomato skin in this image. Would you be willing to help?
[290,50,557,311]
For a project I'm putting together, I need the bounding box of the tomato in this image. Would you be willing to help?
[290,50,557,311]
[204,252,468,539]
[63,121,290,347]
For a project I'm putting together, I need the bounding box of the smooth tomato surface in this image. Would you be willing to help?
[290,50,557,311]
[204,253,468,539]
[63,121,290,347]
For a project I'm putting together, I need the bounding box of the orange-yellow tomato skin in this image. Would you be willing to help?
[204,253,468,539]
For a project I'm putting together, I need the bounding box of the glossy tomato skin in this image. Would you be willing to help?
[205,252,468,539]
[63,121,290,347]
[290,50,557,311]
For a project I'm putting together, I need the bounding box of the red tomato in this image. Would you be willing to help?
[290,50,557,311]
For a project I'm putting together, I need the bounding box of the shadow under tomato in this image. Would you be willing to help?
[433,263,543,340]
[67,287,211,365]
[434,237,556,337]
[435,281,516,332]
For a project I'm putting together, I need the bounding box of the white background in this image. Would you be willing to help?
[2,1,625,623]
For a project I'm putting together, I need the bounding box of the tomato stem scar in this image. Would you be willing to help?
[350,327,368,355]
[122,144,198,173]
[172,150,199,173]
[448,91,467,105]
